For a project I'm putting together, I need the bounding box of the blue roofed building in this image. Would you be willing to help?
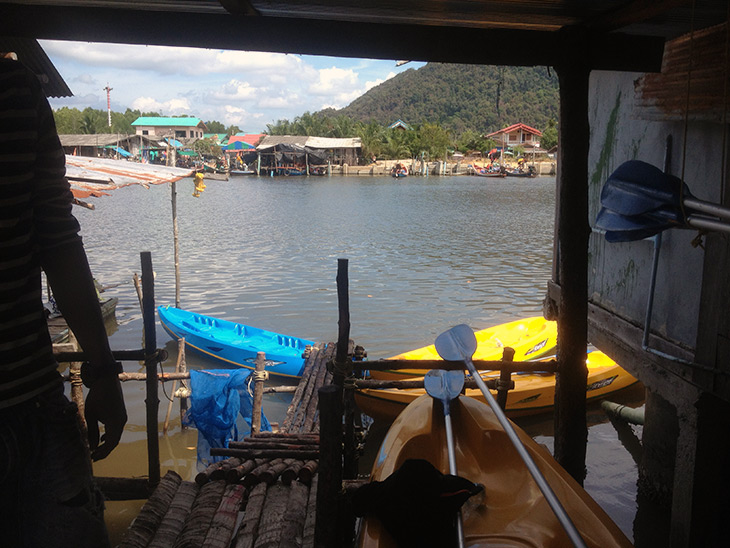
[131,116,207,140]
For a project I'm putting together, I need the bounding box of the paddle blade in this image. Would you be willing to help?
[595,206,678,242]
[434,324,478,362]
[424,369,465,402]
[601,160,687,216]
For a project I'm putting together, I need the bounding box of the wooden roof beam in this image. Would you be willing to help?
[0,4,664,72]
[588,0,692,32]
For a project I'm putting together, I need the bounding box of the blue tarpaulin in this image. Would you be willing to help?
[184,369,271,469]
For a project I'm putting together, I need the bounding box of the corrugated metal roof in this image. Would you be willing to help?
[305,136,361,149]
[0,37,71,98]
[132,116,204,127]
[257,135,361,150]
[64,155,194,201]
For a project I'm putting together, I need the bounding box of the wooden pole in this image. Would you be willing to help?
[496,346,516,411]
[553,30,591,483]
[141,251,161,487]
[334,258,350,389]
[171,179,181,309]
[315,385,342,548]
[163,337,185,434]
[251,352,266,434]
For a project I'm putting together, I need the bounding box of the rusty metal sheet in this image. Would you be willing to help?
[65,155,194,199]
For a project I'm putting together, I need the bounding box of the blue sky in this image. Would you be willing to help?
[40,40,425,133]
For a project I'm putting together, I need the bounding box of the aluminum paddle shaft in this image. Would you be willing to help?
[435,325,588,548]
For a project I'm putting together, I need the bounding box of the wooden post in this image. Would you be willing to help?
[251,352,266,434]
[171,179,181,309]
[315,385,342,548]
[496,346,515,411]
[334,258,350,389]
[163,337,185,434]
[553,30,591,483]
[141,251,161,487]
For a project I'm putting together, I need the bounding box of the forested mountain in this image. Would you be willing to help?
[330,63,559,136]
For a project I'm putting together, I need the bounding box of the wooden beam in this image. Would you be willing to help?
[553,28,591,484]
[0,4,664,72]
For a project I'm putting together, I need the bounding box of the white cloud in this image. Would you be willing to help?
[74,74,96,85]
[131,96,192,115]
[365,71,396,91]
[309,66,359,96]
[209,79,259,103]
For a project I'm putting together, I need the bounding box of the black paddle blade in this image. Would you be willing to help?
[600,160,690,217]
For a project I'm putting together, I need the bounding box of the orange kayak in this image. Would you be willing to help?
[355,350,637,421]
[358,394,633,548]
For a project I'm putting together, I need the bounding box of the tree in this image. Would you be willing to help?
[540,119,558,150]
[205,120,226,133]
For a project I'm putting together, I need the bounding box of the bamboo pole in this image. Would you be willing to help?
[163,337,186,434]
[171,179,181,309]
[251,352,266,434]
[141,251,161,487]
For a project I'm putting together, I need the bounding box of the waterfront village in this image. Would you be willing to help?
[58,116,557,179]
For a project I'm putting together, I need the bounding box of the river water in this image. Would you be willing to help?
[70,173,646,543]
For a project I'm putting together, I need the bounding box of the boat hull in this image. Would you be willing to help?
[355,351,638,421]
[157,306,314,378]
[358,395,633,548]
[373,316,558,380]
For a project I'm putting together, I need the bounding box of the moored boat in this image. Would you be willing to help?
[373,316,558,380]
[157,305,314,378]
[357,393,633,548]
[356,350,637,421]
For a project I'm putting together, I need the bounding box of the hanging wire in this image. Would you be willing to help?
[679,0,697,224]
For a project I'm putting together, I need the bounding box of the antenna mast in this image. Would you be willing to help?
[103,84,113,127]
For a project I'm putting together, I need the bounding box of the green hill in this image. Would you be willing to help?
[332,63,559,136]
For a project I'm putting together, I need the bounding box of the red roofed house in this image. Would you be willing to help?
[229,133,265,147]
[486,123,543,149]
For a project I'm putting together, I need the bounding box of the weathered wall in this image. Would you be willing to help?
[586,70,725,350]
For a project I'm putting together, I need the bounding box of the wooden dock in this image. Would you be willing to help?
[116,342,339,548]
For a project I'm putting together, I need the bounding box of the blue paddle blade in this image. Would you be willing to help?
[424,369,465,401]
[600,160,691,217]
[434,324,478,362]
[595,205,684,242]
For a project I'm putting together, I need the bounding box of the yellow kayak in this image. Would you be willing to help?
[356,351,638,421]
[373,316,558,380]
[358,394,633,548]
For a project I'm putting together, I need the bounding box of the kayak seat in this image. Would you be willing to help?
[353,459,483,548]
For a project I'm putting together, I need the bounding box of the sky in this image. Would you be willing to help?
[40,40,425,134]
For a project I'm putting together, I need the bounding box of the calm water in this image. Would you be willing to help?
[71,174,645,542]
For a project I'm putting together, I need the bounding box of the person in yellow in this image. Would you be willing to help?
[192,172,206,197]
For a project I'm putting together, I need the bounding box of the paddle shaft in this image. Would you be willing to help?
[463,357,588,548]
[442,399,466,548]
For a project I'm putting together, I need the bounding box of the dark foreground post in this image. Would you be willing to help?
[315,385,342,548]
[554,31,591,483]
[141,251,161,487]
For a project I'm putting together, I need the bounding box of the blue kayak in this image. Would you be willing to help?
[157,306,315,378]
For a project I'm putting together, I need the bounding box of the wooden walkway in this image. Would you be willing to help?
[116,342,337,548]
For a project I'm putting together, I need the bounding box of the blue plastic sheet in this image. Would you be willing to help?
[184,369,271,469]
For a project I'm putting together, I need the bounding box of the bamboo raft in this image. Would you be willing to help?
[117,341,337,548]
